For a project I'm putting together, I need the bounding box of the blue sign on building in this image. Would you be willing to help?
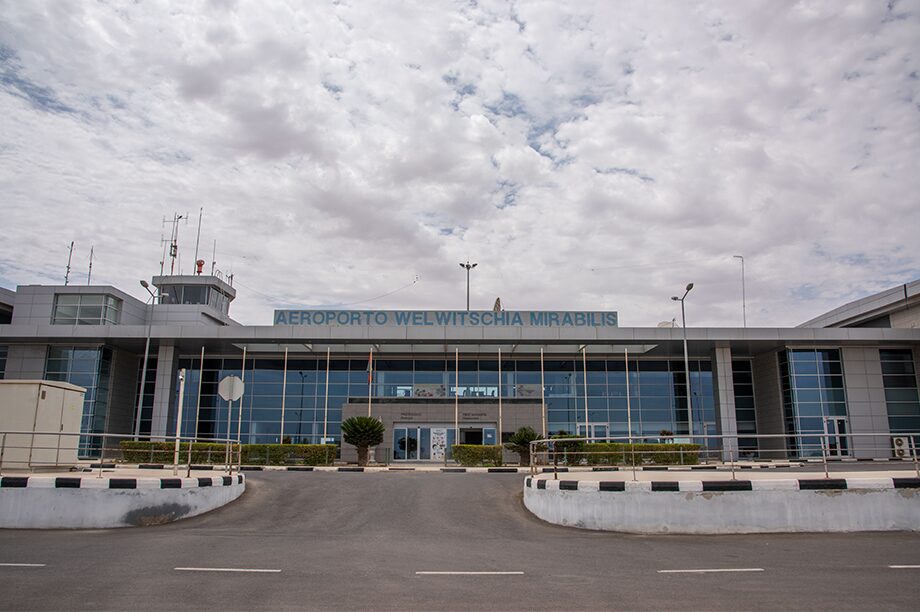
[272,310,618,328]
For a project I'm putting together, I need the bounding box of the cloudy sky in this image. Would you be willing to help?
[1,0,918,327]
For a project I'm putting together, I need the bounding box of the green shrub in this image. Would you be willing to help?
[118,441,337,466]
[451,444,503,467]
[582,442,702,466]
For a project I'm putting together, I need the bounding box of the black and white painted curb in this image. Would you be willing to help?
[525,477,920,492]
[0,475,245,489]
[135,463,799,474]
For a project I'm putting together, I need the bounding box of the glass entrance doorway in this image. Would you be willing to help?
[394,425,455,461]
[393,424,496,461]
[824,417,850,457]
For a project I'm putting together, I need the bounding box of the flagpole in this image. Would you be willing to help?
[367,347,373,417]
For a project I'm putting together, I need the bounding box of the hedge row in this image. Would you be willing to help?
[119,441,337,466]
[554,442,703,466]
[451,444,503,467]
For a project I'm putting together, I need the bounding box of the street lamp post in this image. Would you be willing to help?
[733,255,746,327]
[459,261,477,311]
[671,283,694,440]
[134,281,167,440]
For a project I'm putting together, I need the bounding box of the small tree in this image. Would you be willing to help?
[341,416,385,466]
[505,426,539,466]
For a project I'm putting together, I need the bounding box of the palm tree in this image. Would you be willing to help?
[341,416,385,466]
[504,426,539,466]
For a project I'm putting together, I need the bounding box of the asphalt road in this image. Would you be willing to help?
[1,471,920,611]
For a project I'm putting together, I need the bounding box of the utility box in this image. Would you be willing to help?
[0,380,85,469]
[892,436,912,459]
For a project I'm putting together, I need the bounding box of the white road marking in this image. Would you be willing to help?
[658,568,764,574]
[416,571,525,576]
[889,565,920,569]
[174,567,282,573]
[0,563,45,568]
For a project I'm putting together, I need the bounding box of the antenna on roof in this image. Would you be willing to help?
[87,245,94,285]
[159,226,168,275]
[64,241,74,286]
[166,212,188,276]
[193,207,203,268]
[211,239,217,276]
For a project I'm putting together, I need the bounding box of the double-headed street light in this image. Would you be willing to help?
[459,261,477,311]
[671,283,694,440]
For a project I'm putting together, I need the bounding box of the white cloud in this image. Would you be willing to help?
[0,0,918,327]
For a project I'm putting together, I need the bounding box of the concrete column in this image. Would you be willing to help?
[711,346,738,461]
[752,350,787,459]
[841,347,890,459]
[150,345,178,440]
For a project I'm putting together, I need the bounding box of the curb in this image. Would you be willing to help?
[525,476,920,492]
[0,474,245,489]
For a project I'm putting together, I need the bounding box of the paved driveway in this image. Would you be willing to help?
[1,471,919,610]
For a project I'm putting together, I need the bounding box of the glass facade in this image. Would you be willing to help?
[779,349,848,457]
[880,349,920,436]
[44,346,113,456]
[134,356,158,437]
[51,294,122,325]
[732,360,757,456]
[175,356,716,446]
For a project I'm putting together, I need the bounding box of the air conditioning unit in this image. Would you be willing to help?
[892,436,911,459]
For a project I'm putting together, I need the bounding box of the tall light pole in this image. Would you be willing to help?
[733,255,746,327]
[671,283,694,439]
[134,281,167,440]
[459,261,477,311]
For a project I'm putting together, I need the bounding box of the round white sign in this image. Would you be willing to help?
[218,375,245,401]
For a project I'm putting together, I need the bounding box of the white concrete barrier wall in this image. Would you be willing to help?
[0,476,245,529]
[523,478,920,534]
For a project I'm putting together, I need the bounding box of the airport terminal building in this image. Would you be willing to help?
[0,275,918,461]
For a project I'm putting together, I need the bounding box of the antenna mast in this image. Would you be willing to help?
[87,245,94,285]
[193,207,203,268]
[64,241,74,286]
[167,212,187,275]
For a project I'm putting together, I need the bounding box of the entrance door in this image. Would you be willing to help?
[577,423,608,443]
[394,426,455,461]
[461,428,483,445]
[824,417,850,457]
[394,427,420,460]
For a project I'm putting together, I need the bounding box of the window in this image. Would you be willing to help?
[44,346,113,457]
[0,345,7,380]
[52,294,121,325]
[880,350,920,436]
[732,360,757,455]
[779,349,847,457]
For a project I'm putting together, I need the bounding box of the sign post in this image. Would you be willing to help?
[218,375,245,473]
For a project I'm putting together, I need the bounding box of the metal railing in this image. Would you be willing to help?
[529,431,920,480]
[0,430,241,477]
